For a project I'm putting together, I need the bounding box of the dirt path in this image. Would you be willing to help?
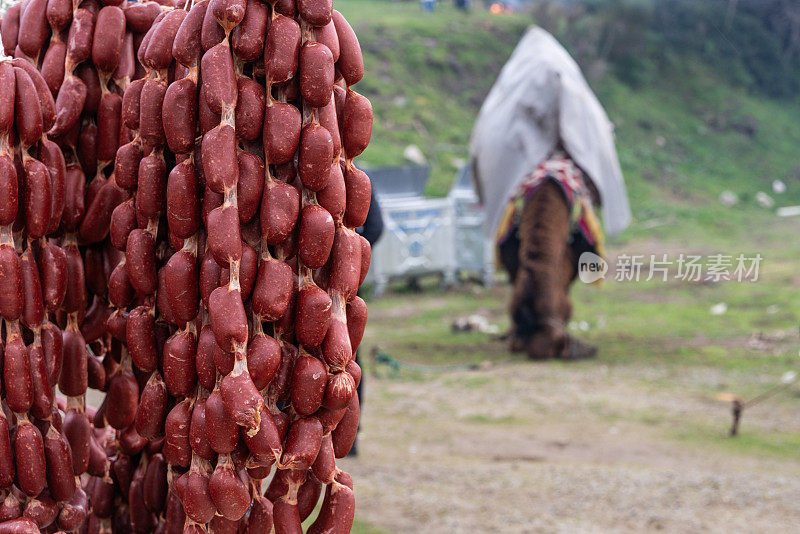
[340,362,800,533]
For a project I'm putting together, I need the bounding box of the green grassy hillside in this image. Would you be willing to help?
[338,0,800,248]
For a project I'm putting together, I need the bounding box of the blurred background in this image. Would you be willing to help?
[336,0,800,531]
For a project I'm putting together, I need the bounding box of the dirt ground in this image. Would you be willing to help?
[339,359,800,533]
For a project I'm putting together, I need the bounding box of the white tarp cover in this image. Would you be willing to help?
[470,26,631,238]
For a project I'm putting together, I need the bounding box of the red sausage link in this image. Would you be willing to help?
[200,252,223,309]
[22,157,52,239]
[40,322,62,391]
[180,469,216,524]
[272,499,302,534]
[209,0,246,30]
[126,229,157,294]
[246,332,281,390]
[110,199,136,251]
[316,19,340,62]
[62,241,87,315]
[61,165,85,231]
[200,42,237,115]
[92,6,126,73]
[208,284,247,352]
[115,31,135,82]
[121,77,144,130]
[200,0,225,52]
[318,161,346,221]
[22,492,58,529]
[298,473,323,521]
[163,328,198,396]
[332,9,363,86]
[323,371,355,411]
[343,164,372,229]
[139,78,167,147]
[14,420,46,497]
[43,426,75,502]
[173,0,208,67]
[235,77,266,143]
[135,371,168,440]
[263,15,300,84]
[142,9,186,70]
[164,250,200,325]
[299,42,334,108]
[17,0,49,58]
[0,246,23,322]
[0,517,39,533]
[41,41,67,96]
[311,433,336,484]
[51,75,87,137]
[0,155,17,226]
[58,321,87,397]
[38,241,66,313]
[290,352,327,416]
[13,67,43,147]
[163,399,192,468]
[328,227,361,299]
[163,78,198,155]
[281,416,323,470]
[108,260,134,308]
[322,314,351,370]
[196,325,217,390]
[331,394,359,458]
[231,0,268,61]
[0,411,14,489]
[252,256,293,321]
[298,0,331,27]
[105,368,139,429]
[38,139,66,235]
[56,485,88,531]
[295,284,332,348]
[0,5,21,57]
[10,58,55,133]
[298,122,333,191]
[245,495,273,534]
[27,343,52,420]
[66,8,95,67]
[166,158,201,239]
[263,101,302,165]
[188,396,215,461]
[76,63,101,116]
[309,481,355,534]
[97,91,122,162]
[207,203,242,267]
[46,0,71,31]
[79,175,127,244]
[346,295,367,351]
[220,355,263,430]
[135,151,167,222]
[127,306,158,373]
[143,453,168,514]
[319,96,342,156]
[0,490,22,523]
[0,63,12,129]
[342,89,373,158]
[208,455,250,521]
[202,124,238,194]
[204,388,238,454]
[114,140,143,191]
[124,1,160,33]
[236,151,265,224]
[298,204,335,269]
